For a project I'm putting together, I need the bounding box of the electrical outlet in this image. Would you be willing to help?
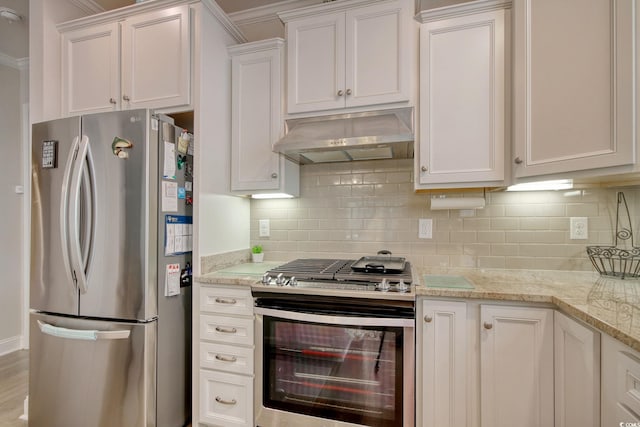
[419,218,433,239]
[570,217,588,240]
[259,219,270,237]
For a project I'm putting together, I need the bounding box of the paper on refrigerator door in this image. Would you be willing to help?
[162,181,178,212]
[163,141,176,179]
[165,263,181,297]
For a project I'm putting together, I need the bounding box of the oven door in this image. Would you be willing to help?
[254,297,415,427]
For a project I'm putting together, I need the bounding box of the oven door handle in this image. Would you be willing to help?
[254,307,415,328]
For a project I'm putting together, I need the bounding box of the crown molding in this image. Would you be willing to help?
[0,52,28,70]
[415,0,511,23]
[228,0,318,26]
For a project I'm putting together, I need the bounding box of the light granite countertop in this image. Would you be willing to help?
[196,262,640,353]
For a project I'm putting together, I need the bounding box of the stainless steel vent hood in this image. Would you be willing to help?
[273,107,414,164]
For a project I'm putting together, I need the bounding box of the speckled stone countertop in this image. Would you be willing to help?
[415,267,640,353]
[196,262,640,353]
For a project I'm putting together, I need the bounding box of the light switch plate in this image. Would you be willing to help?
[259,219,270,237]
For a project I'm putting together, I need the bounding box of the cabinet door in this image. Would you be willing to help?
[121,5,190,110]
[418,9,506,187]
[231,43,284,192]
[512,0,635,177]
[602,334,640,424]
[345,0,411,108]
[480,305,554,427]
[554,311,600,427]
[61,22,120,116]
[286,11,345,113]
[418,300,467,427]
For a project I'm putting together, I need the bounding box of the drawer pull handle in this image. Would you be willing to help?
[215,326,237,334]
[215,297,237,305]
[215,396,237,405]
[215,354,237,363]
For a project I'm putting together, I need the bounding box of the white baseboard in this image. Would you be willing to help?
[0,335,23,356]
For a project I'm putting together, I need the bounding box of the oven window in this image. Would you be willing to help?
[262,316,404,427]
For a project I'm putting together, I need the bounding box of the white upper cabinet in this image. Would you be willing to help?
[229,38,299,196]
[512,0,636,178]
[280,0,413,114]
[61,4,191,116]
[121,5,191,110]
[416,1,509,189]
[61,22,120,115]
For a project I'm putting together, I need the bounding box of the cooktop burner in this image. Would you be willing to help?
[262,258,413,293]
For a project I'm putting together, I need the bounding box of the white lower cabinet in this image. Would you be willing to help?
[554,311,600,427]
[602,333,640,424]
[198,285,254,427]
[480,304,554,427]
[200,370,253,427]
[417,300,467,427]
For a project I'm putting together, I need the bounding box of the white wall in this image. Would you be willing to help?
[0,61,25,355]
[192,3,251,272]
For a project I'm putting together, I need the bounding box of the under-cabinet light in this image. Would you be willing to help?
[251,193,295,199]
[506,179,573,192]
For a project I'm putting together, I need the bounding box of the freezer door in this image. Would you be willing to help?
[78,109,158,320]
[31,116,82,316]
[28,312,156,427]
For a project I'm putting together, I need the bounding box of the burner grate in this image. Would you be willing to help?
[266,258,412,284]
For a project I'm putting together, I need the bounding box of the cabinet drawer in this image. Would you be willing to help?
[200,342,254,375]
[618,349,640,417]
[200,314,254,346]
[200,286,253,316]
[200,370,253,427]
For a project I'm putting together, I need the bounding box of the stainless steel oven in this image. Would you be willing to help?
[254,295,415,427]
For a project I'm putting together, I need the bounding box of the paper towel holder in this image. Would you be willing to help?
[430,191,486,210]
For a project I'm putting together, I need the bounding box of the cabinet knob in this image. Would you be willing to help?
[421,166,427,172]
[122,95,130,102]
[337,90,344,96]
[271,172,278,179]
[346,88,352,95]
[424,315,433,323]
[483,322,493,330]
[109,98,117,105]
[514,157,523,164]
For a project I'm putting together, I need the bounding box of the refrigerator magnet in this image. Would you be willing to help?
[177,187,186,199]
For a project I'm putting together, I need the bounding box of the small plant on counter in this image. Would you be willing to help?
[251,245,264,263]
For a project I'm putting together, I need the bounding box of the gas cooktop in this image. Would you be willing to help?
[257,258,413,294]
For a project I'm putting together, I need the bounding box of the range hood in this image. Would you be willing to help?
[273,107,414,164]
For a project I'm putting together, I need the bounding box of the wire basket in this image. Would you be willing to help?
[587,192,640,279]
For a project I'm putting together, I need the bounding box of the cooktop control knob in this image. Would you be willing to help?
[262,273,271,285]
[397,279,409,293]
[275,273,285,286]
[377,278,390,292]
[288,276,297,287]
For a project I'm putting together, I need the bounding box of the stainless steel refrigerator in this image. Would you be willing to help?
[29,109,193,427]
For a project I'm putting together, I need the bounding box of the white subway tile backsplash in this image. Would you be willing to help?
[249,160,640,272]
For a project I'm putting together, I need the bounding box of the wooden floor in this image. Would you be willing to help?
[0,350,28,427]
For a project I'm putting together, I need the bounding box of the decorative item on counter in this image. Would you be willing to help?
[587,191,640,279]
[251,245,264,263]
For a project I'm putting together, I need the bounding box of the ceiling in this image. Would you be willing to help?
[0,0,289,60]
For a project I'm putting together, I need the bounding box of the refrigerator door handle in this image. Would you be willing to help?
[60,136,80,290]
[68,135,90,294]
[37,320,131,341]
